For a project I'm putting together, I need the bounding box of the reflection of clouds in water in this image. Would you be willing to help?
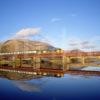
[29,77,51,86]
[82,66,100,71]
[64,74,81,80]
[13,81,41,92]
[78,75,92,79]
[68,75,83,80]
[66,74,92,80]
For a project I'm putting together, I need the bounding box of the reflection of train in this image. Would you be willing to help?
[0,69,64,80]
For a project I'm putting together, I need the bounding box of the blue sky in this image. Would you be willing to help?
[0,0,100,50]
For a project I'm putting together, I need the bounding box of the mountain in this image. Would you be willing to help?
[70,49,85,53]
[0,39,56,53]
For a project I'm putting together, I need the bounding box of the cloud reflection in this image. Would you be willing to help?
[13,81,41,92]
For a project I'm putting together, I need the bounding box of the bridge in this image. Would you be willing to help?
[0,50,100,70]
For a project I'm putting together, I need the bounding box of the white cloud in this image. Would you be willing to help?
[80,41,95,49]
[15,27,41,38]
[67,37,99,51]
[68,37,81,47]
[51,18,61,23]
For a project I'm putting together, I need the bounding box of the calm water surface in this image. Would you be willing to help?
[0,70,100,100]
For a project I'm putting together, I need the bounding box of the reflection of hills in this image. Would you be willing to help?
[0,71,42,80]
[0,39,56,53]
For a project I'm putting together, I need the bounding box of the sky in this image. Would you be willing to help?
[0,0,100,51]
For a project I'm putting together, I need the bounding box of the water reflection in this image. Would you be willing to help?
[0,63,100,81]
[0,71,43,80]
[13,81,41,92]
[0,68,100,100]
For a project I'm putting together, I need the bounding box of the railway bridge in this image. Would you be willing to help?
[0,50,100,70]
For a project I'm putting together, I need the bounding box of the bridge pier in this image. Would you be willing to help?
[65,57,71,63]
[12,56,16,68]
[34,57,41,69]
[65,65,70,70]
[81,57,85,64]
[62,56,70,70]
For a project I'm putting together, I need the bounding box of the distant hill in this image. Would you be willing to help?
[70,49,84,53]
[0,39,56,53]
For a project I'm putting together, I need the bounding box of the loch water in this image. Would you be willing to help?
[0,66,100,100]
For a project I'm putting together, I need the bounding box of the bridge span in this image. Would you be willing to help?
[0,50,100,70]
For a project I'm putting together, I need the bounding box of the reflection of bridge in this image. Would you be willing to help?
[0,67,100,78]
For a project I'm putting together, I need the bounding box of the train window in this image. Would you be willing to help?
[43,51,47,53]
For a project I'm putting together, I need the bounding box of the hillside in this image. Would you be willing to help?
[0,39,56,53]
